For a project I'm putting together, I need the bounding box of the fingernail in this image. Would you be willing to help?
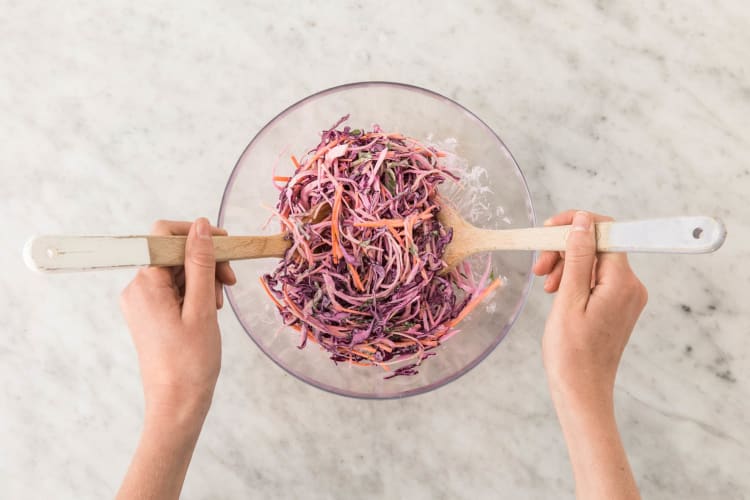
[196,218,211,240]
[543,218,553,226]
[571,211,592,232]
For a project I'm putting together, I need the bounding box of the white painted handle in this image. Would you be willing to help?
[24,236,152,273]
[479,216,726,253]
[598,216,726,253]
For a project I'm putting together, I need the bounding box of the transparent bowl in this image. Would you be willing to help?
[218,82,534,399]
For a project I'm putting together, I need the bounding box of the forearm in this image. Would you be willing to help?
[550,385,640,500]
[117,394,210,500]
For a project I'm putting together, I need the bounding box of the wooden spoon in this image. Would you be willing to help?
[24,203,725,273]
[23,203,332,273]
[437,202,726,272]
[24,233,291,272]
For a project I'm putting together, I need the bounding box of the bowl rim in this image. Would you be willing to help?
[217,80,536,399]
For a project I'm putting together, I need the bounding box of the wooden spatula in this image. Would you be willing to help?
[437,203,726,272]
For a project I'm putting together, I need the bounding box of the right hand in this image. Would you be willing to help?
[533,210,648,404]
[120,218,236,422]
[118,221,236,500]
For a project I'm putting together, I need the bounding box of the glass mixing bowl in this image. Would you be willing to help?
[218,82,535,399]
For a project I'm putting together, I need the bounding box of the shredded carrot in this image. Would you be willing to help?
[418,207,435,220]
[348,263,365,292]
[276,211,292,229]
[338,347,376,362]
[339,306,370,316]
[288,324,318,344]
[390,340,417,348]
[259,277,283,309]
[449,277,503,328]
[290,155,301,169]
[374,342,393,353]
[273,176,292,183]
[347,359,373,367]
[355,345,377,354]
[331,184,343,263]
[354,209,434,229]
[336,346,391,371]
[304,137,342,169]
[354,219,406,228]
[387,225,404,246]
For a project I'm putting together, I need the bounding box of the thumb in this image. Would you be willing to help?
[558,211,596,309]
[183,217,217,320]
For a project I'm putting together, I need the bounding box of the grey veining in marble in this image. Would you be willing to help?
[2,1,748,498]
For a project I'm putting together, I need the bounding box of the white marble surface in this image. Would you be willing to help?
[2,1,749,498]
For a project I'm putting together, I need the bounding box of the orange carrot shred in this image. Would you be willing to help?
[387,225,404,246]
[390,340,417,348]
[348,263,365,292]
[331,184,343,263]
[340,306,369,316]
[449,277,503,328]
[353,210,434,229]
[259,277,283,309]
[354,219,405,228]
[355,345,377,354]
[304,137,342,169]
[420,267,429,283]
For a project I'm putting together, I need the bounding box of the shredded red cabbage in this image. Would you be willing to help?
[261,116,500,378]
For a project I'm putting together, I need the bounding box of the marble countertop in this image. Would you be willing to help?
[2,1,748,498]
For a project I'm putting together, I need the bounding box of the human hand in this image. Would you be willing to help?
[534,210,646,500]
[118,219,236,499]
[120,218,236,421]
[533,210,648,405]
